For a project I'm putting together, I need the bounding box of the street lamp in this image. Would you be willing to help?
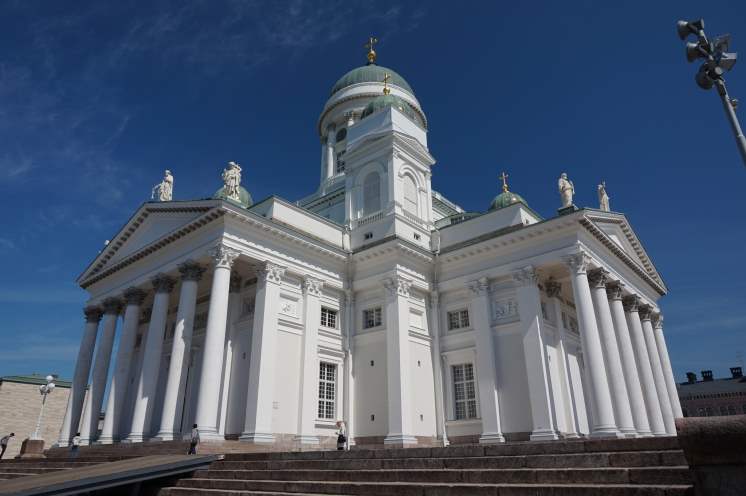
[31,375,56,441]
[677,18,746,166]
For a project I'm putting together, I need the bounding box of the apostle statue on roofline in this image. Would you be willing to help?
[222,161,242,201]
[152,169,173,201]
[558,172,574,208]
[598,181,610,212]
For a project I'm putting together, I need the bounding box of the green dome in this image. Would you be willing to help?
[331,65,413,96]
[213,185,253,208]
[361,93,418,121]
[489,190,527,211]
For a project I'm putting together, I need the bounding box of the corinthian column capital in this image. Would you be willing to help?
[653,313,664,329]
[511,266,538,286]
[622,294,640,313]
[102,297,123,315]
[383,276,412,298]
[466,277,489,296]
[123,287,147,306]
[638,305,653,322]
[178,260,205,282]
[563,251,591,275]
[84,306,103,323]
[209,245,240,269]
[605,281,624,301]
[151,273,176,294]
[587,268,609,289]
[302,276,324,296]
[256,261,285,284]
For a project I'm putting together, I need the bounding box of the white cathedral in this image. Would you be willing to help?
[57,43,682,449]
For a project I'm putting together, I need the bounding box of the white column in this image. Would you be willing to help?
[383,276,417,445]
[57,306,102,446]
[652,314,684,418]
[99,287,147,443]
[513,267,559,441]
[467,277,505,443]
[607,284,652,436]
[640,306,676,435]
[342,289,356,448]
[218,274,243,436]
[126,274,175,441]
[623,296,666,436]
[80,297,122,445]
[194,245,239,441]
[325,124,336,179]
[241,261,284,443]
[155,261,204,440]
[545,279,581,439]
[587,269,636,438]
[429,292,449,446]
[563,252,620,438]
[296,277,323,444]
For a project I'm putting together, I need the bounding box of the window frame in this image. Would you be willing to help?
[446,309,470,331]
[362,307,383,329]
[320,307,338,329]
[451,363,478,421]
[317,362,337,420]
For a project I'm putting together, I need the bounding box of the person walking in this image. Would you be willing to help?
[0,433,14,459]
[70,432,81,458]
[335,420,347,451]
[188,424,200,455]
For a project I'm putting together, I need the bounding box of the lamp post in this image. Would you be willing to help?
[31,375,56,441]
[677,18,746,167]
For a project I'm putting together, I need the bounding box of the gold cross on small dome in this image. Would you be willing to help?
[364,36,378,64]
[500,171,510,192]
[382,73,391,95]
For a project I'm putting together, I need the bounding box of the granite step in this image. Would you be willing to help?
[210,450,687,471]
[162,479,694,495]
[185,467,692,485]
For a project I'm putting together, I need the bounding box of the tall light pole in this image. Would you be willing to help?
[677,19,746,166]
[31,375,56,440]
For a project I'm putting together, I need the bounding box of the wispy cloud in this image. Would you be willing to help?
[0,238,15,250]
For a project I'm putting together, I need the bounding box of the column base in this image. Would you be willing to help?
[153,431,182,441]
[479,433,506,444]
[197,429,225,442]
[239,432,275,444]
[124,433,148,443]
[95,436,115,445]
[530,429,560,442]
[384,434,418,445]
[636,430,654,438]
[652,431,669,437]
[590,427,625,439]
[562,432,582,439]
[55,441,69,448]
[293,435,320,445]
[619,428,639,438]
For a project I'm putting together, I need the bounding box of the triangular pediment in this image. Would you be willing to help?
[582,212,667,293]
[78,200,220,285]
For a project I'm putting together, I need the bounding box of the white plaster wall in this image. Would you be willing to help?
[494,328,533,434]
[409,340,436,437]
[438,204,539,250]
[566,348,590,435]
[272,330,301,434]
[543,329,569,433]
[353,333,387,437]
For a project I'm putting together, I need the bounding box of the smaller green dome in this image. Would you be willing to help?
[489,190,527,211]
[331,65,413,96]
[213,185,253,208]
[361,94,417,121]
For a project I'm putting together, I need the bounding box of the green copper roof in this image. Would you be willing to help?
[331,65,413,96]
[213,185,253,208]
[489,190,527,211]
[0,374,71,388]
[361,94,418,121]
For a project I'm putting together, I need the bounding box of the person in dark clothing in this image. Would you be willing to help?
[188,424,200,455]
[0,433,14,459]
[335,421,346,451]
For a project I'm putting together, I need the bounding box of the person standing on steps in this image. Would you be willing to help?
[335,420,347,451]
[188,424,200,455]
[70,432,81,458]
[0,433,14,459]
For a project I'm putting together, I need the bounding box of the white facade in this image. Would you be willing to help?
[57,57,682,448]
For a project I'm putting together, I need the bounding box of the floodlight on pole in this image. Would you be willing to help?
[677,18,746,167]
[31,375,56,441]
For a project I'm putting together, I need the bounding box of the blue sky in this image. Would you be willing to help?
[0,0,744,383]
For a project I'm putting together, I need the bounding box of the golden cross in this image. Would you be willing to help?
[364,36,379,64]
[382,73,391,95]
[499,171,509,192]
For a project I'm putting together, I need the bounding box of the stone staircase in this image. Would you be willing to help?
[158,437,694,495]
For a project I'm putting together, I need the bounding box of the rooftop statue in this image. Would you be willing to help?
[598,181,610,212]
[222,161,242,201]
[558,172,574,208]
[152,170,173,202]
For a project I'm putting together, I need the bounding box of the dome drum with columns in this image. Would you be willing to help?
[58,39,681,451]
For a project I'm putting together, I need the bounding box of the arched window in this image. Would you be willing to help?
[363,172,381,216]
[402,174,418,216]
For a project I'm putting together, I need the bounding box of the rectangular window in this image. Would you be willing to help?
[452,363,478,420]
[320,307,337,328]
[447,309,470,331]
[318,362,336,419]
[363,307,382,329]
